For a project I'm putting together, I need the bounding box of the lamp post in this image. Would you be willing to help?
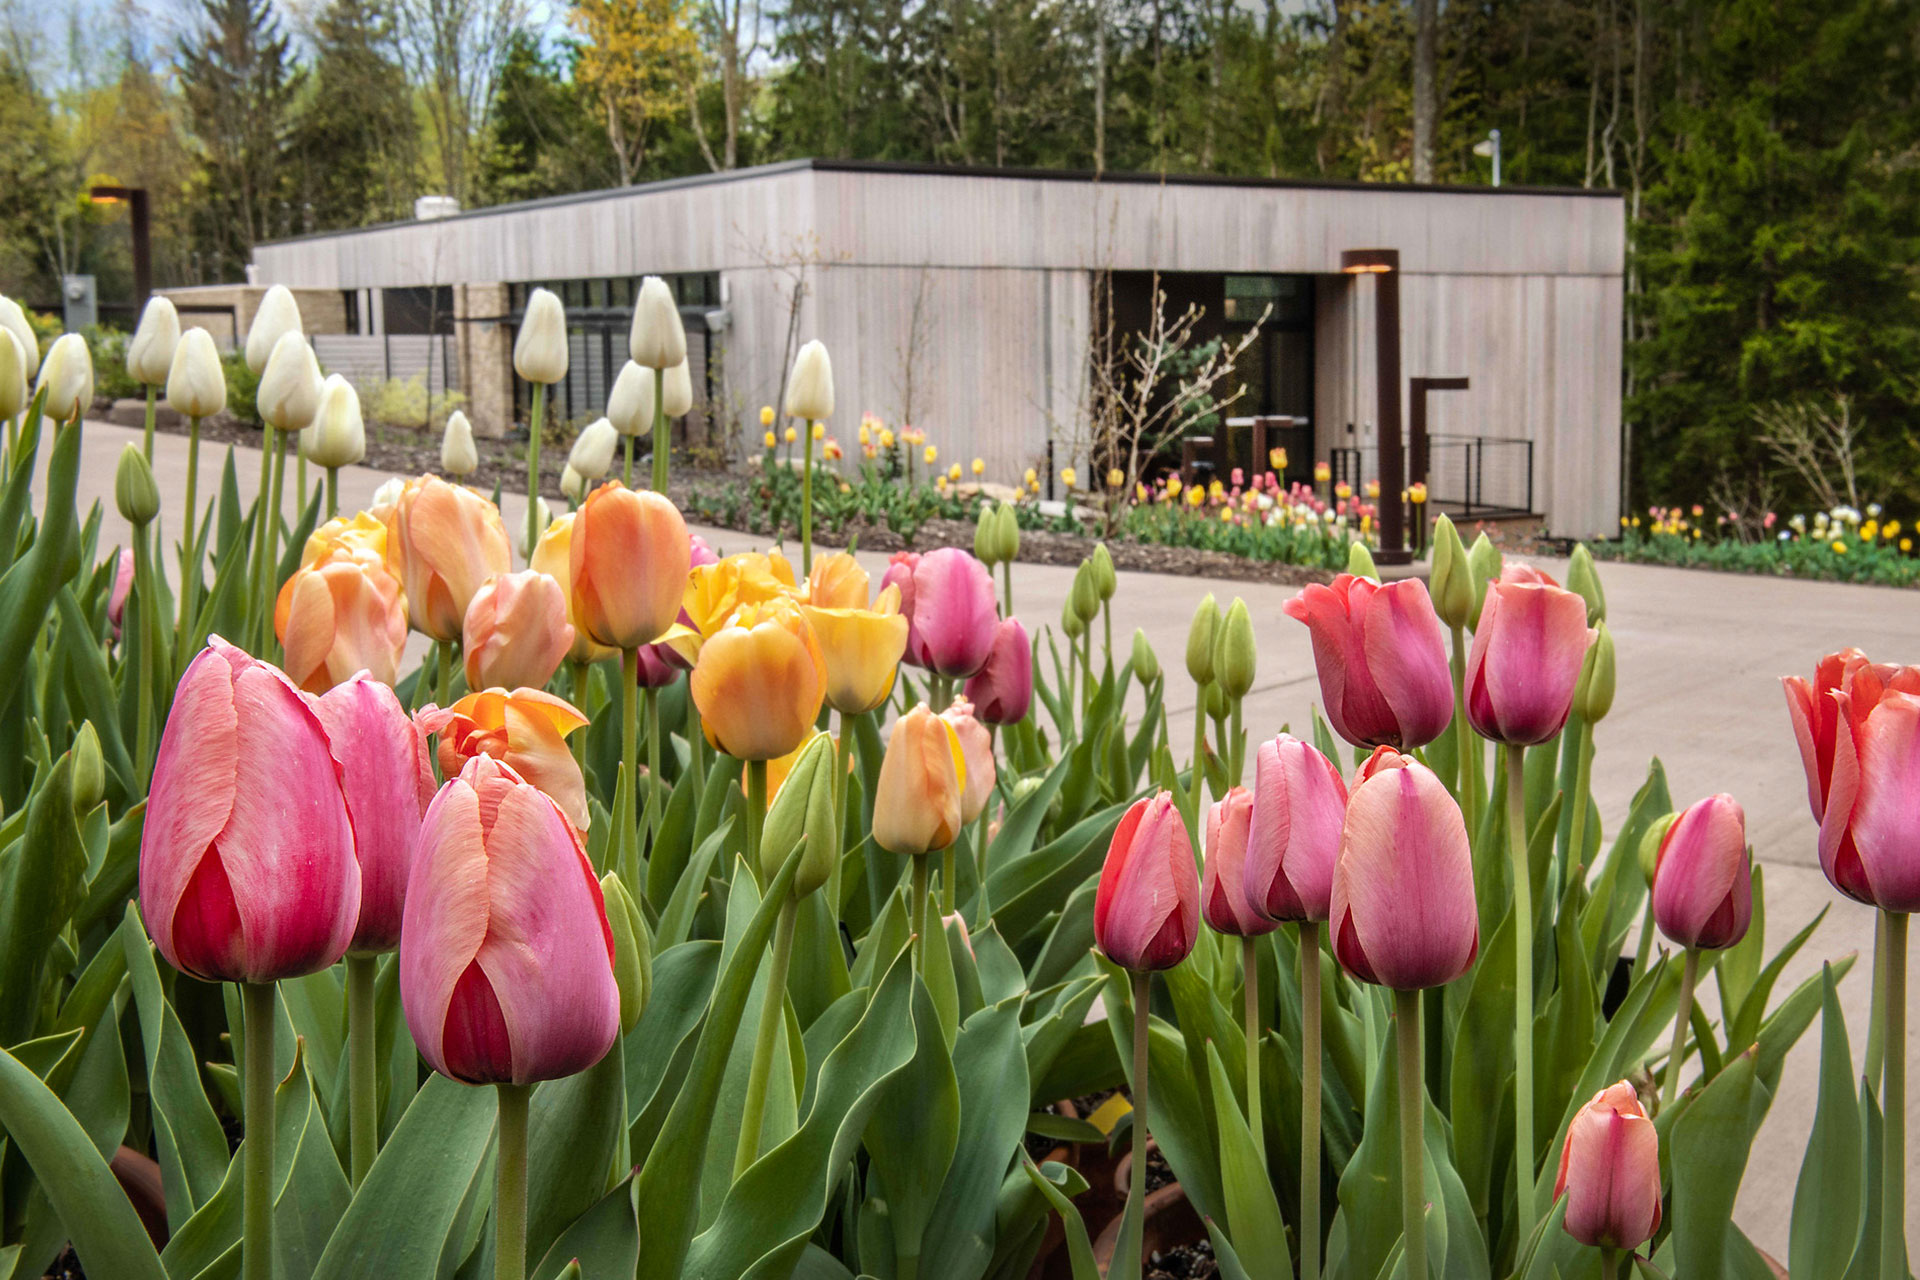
[1472,130,1502,187]
[89,186,152,315]
[1340,248,1408,565]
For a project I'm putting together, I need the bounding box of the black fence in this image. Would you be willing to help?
[1329,433,1534,519]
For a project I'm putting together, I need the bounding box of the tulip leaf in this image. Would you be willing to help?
[1754,954,1852,1092]
[624,939,720,1165]
[1715,863,1766,1029]
[54,586,137,797]
[1841,1083,1885,1280]
[524,1040,626,1267]
[1449,907,1515,1224]
[1102,962,1224,1222]
[0,415,80,718]
[530,1178,638,1280]
[985,752,1068,869]
[0,753,84,1045]
[1789,968,1863,1280]
[1205,1041,1293,1280]
[72,798,147,942]
[860,974,961,1275]
[655,816,734,951]
[987,800,1127,948]
[1579,759,1667,974]
[1728,895,1827,1057]
[1667,1049,1775,1280]
[919,999,1031,1280]
[1027,878,1098,991]
[1020,1155,1101,1280]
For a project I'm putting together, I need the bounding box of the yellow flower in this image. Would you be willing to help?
[764,431,777,448]
[690,596,826,761]
[1061,467,1077,488]
[972,458,985,476]
[1166,475,1183,498]
[1902,538,1912,552]
[872,705,966,856]
[1186,487,1204,508]
[1029,479,1040,493]
[1832,540,1849,554]
[1886,520,1903,538]
[1409,482,1428,505]
[760,406,775,426]
[1219,506,1232,523]
[1335,482,1352,500]
[936,476,948,491]
[880,429,896,449]
[859,424,871,445]
[947,462,961,481]
[812,422,825,440]
[1365,480,1381,499]
[1269,447,1287,470]
[1135,482,1149,502]
[1620,515,1630,527]
[839,481,851,493]
[800,565,908,715]
[1107,468,1125,489]
[924,445,938,465]
[1862,520,1880,541]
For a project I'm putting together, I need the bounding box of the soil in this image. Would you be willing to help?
[1149,1236,1219,1279]
[46,1246,86,1278]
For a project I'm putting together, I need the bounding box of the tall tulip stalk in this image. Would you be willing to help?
[632,277,687,496]
[165,328,225,644]
[786,340,834,574]
[1200,787,1276,1157]
[115,446,162,785]
[515,288,568,558]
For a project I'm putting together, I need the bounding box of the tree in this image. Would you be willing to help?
[481,30,612,200]
[572,0,701,185]
[395,0,529,205]
[297,0,419,229]
[0,54,62,293]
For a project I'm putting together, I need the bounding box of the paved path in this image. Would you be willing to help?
[62,417,1920,1254]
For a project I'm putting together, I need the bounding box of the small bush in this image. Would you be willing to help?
[360,375,467,431]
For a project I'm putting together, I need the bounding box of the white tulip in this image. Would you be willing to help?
[561,465,585,503]
[0,297,38,374]
[245,285,304,375]
[165,329,226,419]
[606,360,656,436]
[785,340,834,422]
[369,476,407,515]
[0,329,26,421]
[126,296,180,387]
[514,288,569,384]
[568,416,619,480]
[441,410,479,476]
[629,276,687,369]
[662,358,693,418]
[257,331,324,431]
[305,375,366,468]
[38,333,96,422]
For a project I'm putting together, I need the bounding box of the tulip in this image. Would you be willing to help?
[116,444,160,527]
[785,339,834,421]
[108,546,135,636]
[1346,539,1379,581]
[300,510,392,569]
[662,359,693,417]
[601,872,652,1033]
[570,482,692,650]
[1428,514,1473,630]
[684,551,802,642]
[0,296,39,374]
[1130,628,1159,685]
[807,550,869,609]
[258,332,324,431]
[245,285,303,375]
[630,276,687,369]
[1652,793,1751,953]
[1186,592,1219,686]
[1465,574,1593,747]
[761,730,838,898]
[561,466,585,503]
[441,410,479,477]
[939,695,996,905]
[901,547,999,681]
[275,548,409,693]
[1248,733,1347,924]
[0,328,24,422]
[513,288,569,385]
[464,570,575,692]
[873,704,967,859]
[964,617,1032,726]
[1466,532,1502,628]
[529,513,618,666]
[306,374,366,472]
[569,417,619,481]
[974,505,1001,566]
[802,583,907,717]
[393,475,513,644]
[418,687,591,831]
[1555,1082,1662,1254]
[40,332,96,422]
[1283,574,1454,751]
[1202,787,1271,937]
[691,596,827,762]
[607,361,655,488]
[127,296,180,387]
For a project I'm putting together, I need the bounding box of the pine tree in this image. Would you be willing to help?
[298,0,417,230]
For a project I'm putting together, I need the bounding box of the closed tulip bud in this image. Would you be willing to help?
[514,288,569,384]
[1428,514,1473,629]
[164,328,224,420]
[419,687,591,829]
[1346,540,1379,581]
[464,570,575,692]
[1130,628,1159,684]
[629,276,687,369]
[693,596,827,760]
[662,359,693,417]
[39,332,96,422]
[0,329,25,421]
[1651,793,1752,950]
[1637,813,1676,890]
[402,754,619,1084]
[1202,787,1275,936]
[785,340,834,421]
[71,721,105,814]
[1466,533,1503,628]
[873,705,968,856]
[941,698,996,823]
[1203,679,1229,721]
[1248,733,1348,922]
[1574,621,1616,723]
[570,482,692,650]
[1186,593,1219,685]
[529,513,617,665]
[0,296,39,374]
[762,731,838,895]
[561,466,585,504]
[1090,542,1116,601]
[1070,561,1101,624]
[245,285,303,375]
[140,638,360,982]
[116,444,160,526]
[127,296,180,387]
[965,617,1033,725]
[1096,791,1200,971]
[974,505,1001,565]
[569,417,619,480]
[393,476,512,642]
[1284,575,1454,749]
[1465,575,1594,745]
[276,548,409,692]
[440,410,478,476]
[993,501,1021,563]
[607,361,656,436]
[1214,598,1256,699]
[108,549,134,637]
[599,871,652,1033]
[1554,1082,1663,1251]
[257,332,324,431]
[315,675,436,953]
[305,375,366,468]
[1060,595,1084,640]
[900,547,998,679]
[1566,543,1606,624]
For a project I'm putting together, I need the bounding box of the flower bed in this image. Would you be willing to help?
[1597,504,1920,586]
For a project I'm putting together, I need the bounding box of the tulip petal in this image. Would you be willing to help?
[140,645,240,968]
[1283,577,1395,747]
[1467,582,1591,745]
[318,677,436,953]
[1852,692,1920,913]
[1361,581,1455,748]
[1332,760,1476,989]
[441,962,515,1084]
[401,777,492,1079]
[1818,693,1876,904]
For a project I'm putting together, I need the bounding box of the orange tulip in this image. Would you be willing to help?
[569,481,692,650]
[275,548,408,693]
[529,513,617,665]
[416,688,591,830]
[393,476,512,642]
[872,704,967,856]
[683,551,802,642]
[689,596,826,760]
[463,569,575,692]
[806,551,870,610]
[298,510,393,572]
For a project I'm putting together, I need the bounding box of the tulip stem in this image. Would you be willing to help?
[801,419,814,574]
[621,647,641,882]
[494,1082,532,1280]
[296,451,307,519]
[133,522,156,790]
[241,981,276,1280]
[142,385,156,461]
[734,895,798,1178]
[1661,948,1700,1110]
[250,426,277,654]
[971,817,991,930]
[570,660,589,769]
[1191,681,1210,813]
[346,954,378,1188]
[1000,560,1013,617]
[1600,1248,1621,1280]
[746,758,769,883]
[439,641,455,707]
[1396,987,1427,1280]
[651,368,669,494]
[832,711,853,910]
[1116,969,1153,1277]
[266,428,288,647]
[1300,923,1323,1280]
[942,845,956,915]
[911,855,929,972]
[1449,624,1472,831]
[326,466,339,520]
[1867,912,1889,1092]
[1242,937,1264,1165]
[525,382,546,561]
[1228,699,1245,789]
[644,686,662,850]
[1565,720,1595,887]
[1883,910,1908,1280]
[623,434,634,487]
[1506,744,1537,1239]
[178,415,202,649]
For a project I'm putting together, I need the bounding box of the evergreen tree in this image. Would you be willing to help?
[298,0,418,229]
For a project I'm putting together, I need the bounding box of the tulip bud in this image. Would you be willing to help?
[1090,543,1117,601]
[108,549,134,637]
[1465,578,1593,746]
[1248,733,1347,922]
[1346,540,1379,581]
[600,871,653,1033]
[127,296,180,387]
[464,569,575,692]
[973,504,1001,565]
[1202,787,1275,936]
[785,340,834,421]
[1214,598,1255,699]
[993,502,1021,564]
[0,296,40,374]
[899,548,999,679]
[245,285,303,375]
[116,444,160,526]
[1284,576,1454,750]
[1070,561,1101,625]
[662,359,693,418]
[1130,629,1159,684]
[629,276,687,369]
[71,722,105,814]
[38,333,96,422]
[1203,679,1228,722]
[570,482,693,650]
[1566,543,1606,624]
[1554,1081,1662,1250]
[1186,593,1219,685]
[0,329,25,421]
[1466,533,1502,629]
[315,675,436,952]
[1637,812,1676,889]
[873,705,966,856]
[561,466,585,503]
[305,375,366,468]
[569,417,619,481]
[1428,514,1473,629]
[606,360,656,436]
[1060,595,1084,640]
[1095,791,1200,971]
[257,332,324,432]
[164,329,224,420]
[441,410,479,476]
[762,732,838,896]
[514,288,569,384]
[1574,622,1615,723]
[964,617,1032,725]
[1651,793,1752,951]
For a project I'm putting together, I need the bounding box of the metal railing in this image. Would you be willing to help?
[1327,434,1534,519]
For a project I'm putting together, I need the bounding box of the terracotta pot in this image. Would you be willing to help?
[110,1146,169,1250]
[1090,1182,1205,1273]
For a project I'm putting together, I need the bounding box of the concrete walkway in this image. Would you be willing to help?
[64,417,1920,1255]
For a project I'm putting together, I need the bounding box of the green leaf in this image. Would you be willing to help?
[1449,909,1515,1222]
[860,975,961,1275]
[0,754,85,1043]
[921,1000,1033,1280]
[1019,1155,1101,1280]
[524,1041,626,1267]
[1788,967,1862,1280]
[1667,1050,1770,1280]
[530,1179,638,1280]
[1206,1042,1293,1280]
[0,416,82,716]
[655,817,734,951]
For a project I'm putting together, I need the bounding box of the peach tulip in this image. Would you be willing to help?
[940,697,996,823]
[463,570,574,692]
[139,638,360,982]
[569,481,692,651]
[801,576,908,716]
[417,688,591,830]
[300,510,395,572]
[690,595,826,760]
[529,513,618,665]
[1464,574,1594,746]
[806,550,871,610]
[1328,748,1477,990]
[1282,575,1454,750]
[1202,787,1276,936]
[1095,791,1200,972]
[889,548,999,678]
[872,704,967,856]
[275,549,409,693]
[1247,733,1348,923]
[315,675,436,953]
[393,476,512,643]
[964,618,1033,726]
[1554,1081,1662,1251]
[400,755,619,1085]
[1651,793,1752,950]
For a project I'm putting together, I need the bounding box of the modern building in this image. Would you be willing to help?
[237,159,1626,538]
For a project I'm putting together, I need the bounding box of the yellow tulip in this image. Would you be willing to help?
[806,550,871,610]
[691,596,827,760]
[802,582,908,715]
[684,551,803,642]
[872,705,966,856]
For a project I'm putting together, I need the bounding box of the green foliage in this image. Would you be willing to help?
[1595,524,1920,587]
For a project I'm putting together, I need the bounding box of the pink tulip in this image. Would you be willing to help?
[462,570,575,693]
[1095,791,1200,971]
[1328,748,1477,990]
[1281,574,1453,749]
[1247,733,1348,923]
[634,642,687,689]
[690,534,719,569]
[964,617,1032,725]
[108,548,134,638]
[1554,1081,1663,1250]
[139,637,360,983]
[896,548,999,678]
[1831,686,1920,913]
[1651,794,1752,950]
[315,675,436,954]
[1202,787,1276,936]
[1465,577,1593,745]
[940,697,996,823]
[400,754,620,1085]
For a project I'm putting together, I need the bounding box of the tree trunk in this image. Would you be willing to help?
[1093,0,1106,173]
[1411,0,1436,182]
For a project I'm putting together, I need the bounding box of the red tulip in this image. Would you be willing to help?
[1651,794,1751,950]
[891,548,999,678]
[964,617,1032,725]
[1281,574,1453,749]
[1247,733,1348,923]
[401,755,620,1085]
[1202,787,1276,936]
[1465,576,1593,745]
[139,638,360,982]
[1328,748,1477,990]
[1095,792,1200,971]
[1554,1081,1662,1250]
[315,675,436,953]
